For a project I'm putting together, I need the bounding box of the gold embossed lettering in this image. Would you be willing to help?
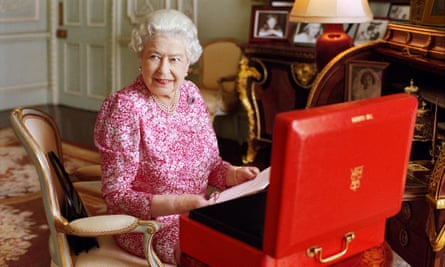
[350,165,364,192]
[351,115,365,123]
[351,114,374,123]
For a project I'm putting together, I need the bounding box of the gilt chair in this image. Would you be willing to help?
[10,107,165,267]
[198,38,242,120]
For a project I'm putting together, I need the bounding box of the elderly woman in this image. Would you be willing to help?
[94,9,259,264]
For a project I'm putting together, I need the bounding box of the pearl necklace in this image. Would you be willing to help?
[152,90,179,114]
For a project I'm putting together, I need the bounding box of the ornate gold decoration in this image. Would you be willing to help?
[249,58,268,148]
[427,148,445,207]
[425,148,445,251]
[236,56,262,164]
[382,23,445,59]
[290,62,317,89]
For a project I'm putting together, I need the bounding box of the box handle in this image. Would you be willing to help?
[306,232,355,264]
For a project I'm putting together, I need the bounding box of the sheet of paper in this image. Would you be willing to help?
[216,167,270,203]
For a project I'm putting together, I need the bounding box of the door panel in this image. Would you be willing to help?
[57,0,111,110]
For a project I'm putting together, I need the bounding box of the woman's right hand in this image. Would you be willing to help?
[151,194,214,217]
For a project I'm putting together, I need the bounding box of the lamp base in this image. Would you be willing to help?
[316,24,353,71]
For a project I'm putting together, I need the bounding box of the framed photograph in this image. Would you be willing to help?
[354,19,389,45]
[346,60,390,101]
[411,0,445,27]
[389,4,410,21]
[250,6,291,43]
[293,23,323,47]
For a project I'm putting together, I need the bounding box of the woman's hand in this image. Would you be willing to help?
[227,166,260,187]
[151,194,214,217]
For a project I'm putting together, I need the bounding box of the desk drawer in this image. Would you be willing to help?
[386,217,430,267]
[393,199,429,235]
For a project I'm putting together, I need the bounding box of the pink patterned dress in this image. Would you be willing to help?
[94,75,230,263]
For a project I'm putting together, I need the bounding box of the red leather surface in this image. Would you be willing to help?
[265,94,417,258]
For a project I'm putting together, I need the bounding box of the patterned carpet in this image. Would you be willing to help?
[0,127,100,267]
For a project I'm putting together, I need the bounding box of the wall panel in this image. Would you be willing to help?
[0,0,49,110]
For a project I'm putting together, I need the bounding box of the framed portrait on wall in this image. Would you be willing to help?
[346,60,390,101]
[250,6,292,43]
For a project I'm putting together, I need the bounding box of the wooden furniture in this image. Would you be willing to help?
[386,148,445,267]
[307,23,444,107]
[306,22,445,267]
[237,43,316,165]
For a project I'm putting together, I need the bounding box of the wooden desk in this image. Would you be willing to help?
[385,171,438,267]
[237,43,316,164]
[304,22,445,267]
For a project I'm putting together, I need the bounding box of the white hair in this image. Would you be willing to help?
[129,9,202,64]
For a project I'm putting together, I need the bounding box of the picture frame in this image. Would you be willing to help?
[354,19,389,45]
[293,23,323,47]
[346,60,390,101]
[410,0,445,27]
[389,4,410,21]
[250,5,291,43]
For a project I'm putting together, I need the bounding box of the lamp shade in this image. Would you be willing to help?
[289,0,373,23]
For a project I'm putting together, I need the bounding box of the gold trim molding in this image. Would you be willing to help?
[426,148,445,251]
[236,56,262,164]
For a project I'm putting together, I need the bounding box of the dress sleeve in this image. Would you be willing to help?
[208,159,231,190]
[185,80,232,191]
[94,93,154,219]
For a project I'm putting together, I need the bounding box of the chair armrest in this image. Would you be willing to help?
[66,214,158,236]
[61,215,163,267]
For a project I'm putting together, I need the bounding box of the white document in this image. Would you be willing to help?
[215,167,270,203]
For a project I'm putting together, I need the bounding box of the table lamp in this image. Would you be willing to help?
[289,0,373,71]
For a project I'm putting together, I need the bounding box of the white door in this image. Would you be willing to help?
[56,0,113,110]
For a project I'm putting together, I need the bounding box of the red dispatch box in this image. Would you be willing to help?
[180,94,417,266]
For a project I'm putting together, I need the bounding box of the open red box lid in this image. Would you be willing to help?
[264,93,417,258]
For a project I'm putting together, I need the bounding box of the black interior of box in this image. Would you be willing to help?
[188,190,267,249]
